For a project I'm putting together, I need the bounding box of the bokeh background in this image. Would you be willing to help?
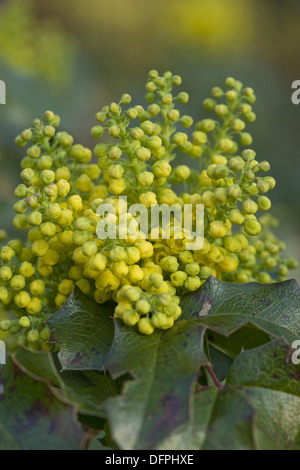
[0,0,299,283]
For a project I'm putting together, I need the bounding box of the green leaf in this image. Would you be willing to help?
[181,277,300,342]
[44,280,300,450]
[227,338,300,449]
[0,358,84,450]
[47,287,115,370]
[53,369,119,418]
[13,347,61,387]
[158,339,300,450]
[209,345,233,382]
[104,320,208,450]
[157,387,256,450]
[12,348,118,419]
[207,324,271,359]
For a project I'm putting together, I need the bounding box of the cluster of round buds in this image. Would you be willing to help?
[114,279,181,335]
[223,214,298,284]
[0,71,297,342]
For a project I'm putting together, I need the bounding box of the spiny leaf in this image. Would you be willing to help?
[158,339,300,450]
[13,347,61,387]
[227,339,300,450]
[13,347,118,420]
[104,320,208,450]
[53,369,119,418]
[181,277,300,342]
[47,287,115,370]
[0,358,84,450]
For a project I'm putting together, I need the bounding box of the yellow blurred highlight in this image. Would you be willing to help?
[164,0,255,50]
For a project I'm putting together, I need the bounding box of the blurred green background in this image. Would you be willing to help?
[0,0,299,283]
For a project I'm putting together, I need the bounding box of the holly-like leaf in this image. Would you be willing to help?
[13,347,118,419]
[158,339,300,450]
[0,358,84,450]
[181,277,300,343]
[227,338,300,449]
[13,347,61,387]
[47,287,115,370]
[207,324,271,359]
[104,320,208,450]
[45,279,300,450]
[53,369,119,418]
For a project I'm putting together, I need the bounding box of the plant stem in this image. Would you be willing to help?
[205,364,223,389]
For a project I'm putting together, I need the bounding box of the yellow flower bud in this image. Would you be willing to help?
[57,179,71,197]
[37,261,53,277]
[0,266,13,281]
[82,241,98,257]
[138,317,154,335]
[228,209,245,225]
[170,271,188,287]
[107,164,124,180]
[10,274,26,291]
[14,291,31,308]
[178,251,194,264]
[59,230,73,247]
[125,247,141,265]
[244,220,261,236]
[26,297,42,315]
[55,166,70,181]
[72,247,89,265]
[149,273,164,288]
[224,237,242,253]
[135,299,151,315]
[89,253,107,271]
[184,276,201,291]
[40,249,60,266]
[109,178,126,195]
[185,262,200,276]
[160,256,179,273]
[174,165,191,181]
[219,256,238,273]
[110,261,129,277]
[151,312,168,329]
[30,279,45,296]
[58,279,74,296]
[19,262,35,278]
[139,192,157,208]
[210,221,227,238]
[114,301,132,318]
[96,269,120,291]
[76,279,91,295]
[55,293,68,308]
[58,209,73,227]
[128,265,144,283]
[47,203,62,220]
[94,290,111,304]
[158,189,177,206]
[40,222,57,238]
[135,241,154,259]
[137,172,154,187]
[123,310,140,326]
[153,161,172,178]
[76,174,92,192]
[206,246,224,263]
[67,195,83,212]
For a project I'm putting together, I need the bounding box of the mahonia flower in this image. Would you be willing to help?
[0,71,297,347]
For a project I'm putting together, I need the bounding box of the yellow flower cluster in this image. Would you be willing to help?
[0,71,297,346]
